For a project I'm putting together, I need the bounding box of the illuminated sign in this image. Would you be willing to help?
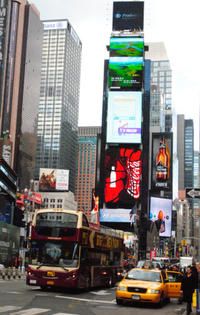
[103,146,142,215]
[109,56,143,91]
[44,21,68,30]
[106,91,142,144]
[151,133,173,191]
[150,197,172,237]
[112,1,144,32]
[110,37,144,58]
[100,208,132,223]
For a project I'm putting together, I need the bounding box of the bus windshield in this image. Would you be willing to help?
[29,240,79,268]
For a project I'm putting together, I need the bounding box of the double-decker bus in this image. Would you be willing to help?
[26,208,125,290]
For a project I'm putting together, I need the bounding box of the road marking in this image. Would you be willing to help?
[0,306,21,313]
[7,291,22,294]
[11,308,50,314]
[56,295,115,304]
[91,290,111,296]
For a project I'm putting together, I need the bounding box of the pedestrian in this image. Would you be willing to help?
[180,265,196,315]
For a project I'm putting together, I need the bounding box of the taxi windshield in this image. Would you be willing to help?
[126,269,161,282]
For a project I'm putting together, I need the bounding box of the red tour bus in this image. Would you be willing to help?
[26,208,125,289]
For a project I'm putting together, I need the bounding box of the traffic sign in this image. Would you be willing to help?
[186,188,200,198]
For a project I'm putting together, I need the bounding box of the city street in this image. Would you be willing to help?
[0,278,189,315]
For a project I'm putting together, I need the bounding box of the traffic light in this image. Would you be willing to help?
[13,207,25,227]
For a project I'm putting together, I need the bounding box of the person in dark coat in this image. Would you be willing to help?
[181,265,196,315]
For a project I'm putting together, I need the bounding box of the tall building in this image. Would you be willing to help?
[16,4,43,189]
[145,42,172,133]
[177,115,194,189]
[194,151,200,188]
[184,119,194,188]
[35,20,82,193]
[75,126,101,214]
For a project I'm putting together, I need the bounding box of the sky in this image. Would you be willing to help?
[32,0,200,148]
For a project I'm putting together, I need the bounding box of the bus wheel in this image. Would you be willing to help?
[85,276,91,290]
[40,286,47,290]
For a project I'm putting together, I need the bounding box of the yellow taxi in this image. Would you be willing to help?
[116,267,182,306]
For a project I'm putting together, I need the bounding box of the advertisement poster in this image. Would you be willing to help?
[106,91,142,144]
[151,133,173,191]
[39,168,69,192]
[100,146,141,223]
[112,1,144,32]
[109,57,144,91]
[150,197,172,237]
[109,37,144,58]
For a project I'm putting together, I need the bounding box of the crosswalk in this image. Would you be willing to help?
[0,306,80,315]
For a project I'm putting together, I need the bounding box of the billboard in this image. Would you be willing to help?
[109,57,143,91]
[151,133,173,191]
[100,208,133,223]
[39,168,69,192]
[103,146,141,212]
[150,197,172,237]
[110,37,144,58]
[112,1,144,32]
[106,91,142,144]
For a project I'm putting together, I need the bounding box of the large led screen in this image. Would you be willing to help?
[110,37,144,58]
[106,91,142,144]
[103,146,142,211]
[109,57,143,91]
[100,208,132,223]
[39,168,69,192]
[112,1,144,32]
[150,197,172,237]
[151,133,173,191]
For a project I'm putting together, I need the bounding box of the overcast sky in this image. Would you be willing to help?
[32,0,200,148]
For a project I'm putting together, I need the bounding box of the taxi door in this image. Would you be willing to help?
[165,271,183,299]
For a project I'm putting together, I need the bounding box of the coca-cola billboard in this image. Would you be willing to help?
[100,146,142,223]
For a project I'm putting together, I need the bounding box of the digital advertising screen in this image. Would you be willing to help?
[106,91,142,144]
[150,197,172,237]
[109,37,144,58]
[109,56,143,91]
[100,208,132,223]
[39,168,69,192]
[112,1,144,32]
[103,146,142,213]
[151,133,173,192]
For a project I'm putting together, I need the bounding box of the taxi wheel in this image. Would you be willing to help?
[158,292,165,307]
[116,298,123,305]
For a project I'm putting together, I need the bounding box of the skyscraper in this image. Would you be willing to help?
[177,115,194,190]
[16,3,43,189]
[145,42,172,133]
[35,20,82,193]
[75,126,101,215]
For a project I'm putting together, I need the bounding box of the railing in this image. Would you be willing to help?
[0,267,23,280]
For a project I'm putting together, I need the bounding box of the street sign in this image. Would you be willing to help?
[186,188,200,198]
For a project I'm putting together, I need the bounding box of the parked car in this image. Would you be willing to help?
[115,267,182,306]
[0,264,5,271]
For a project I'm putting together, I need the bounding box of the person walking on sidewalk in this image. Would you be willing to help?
[180,265,196,315]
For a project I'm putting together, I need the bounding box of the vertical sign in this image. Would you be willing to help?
[151,133,173,191]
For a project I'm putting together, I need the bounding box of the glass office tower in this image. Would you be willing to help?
[35,20,82,193]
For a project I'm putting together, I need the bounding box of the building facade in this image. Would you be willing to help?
[75,126,101,215]
[145,42,172,133]
[34,19,82,193]
[16,3,43,189]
